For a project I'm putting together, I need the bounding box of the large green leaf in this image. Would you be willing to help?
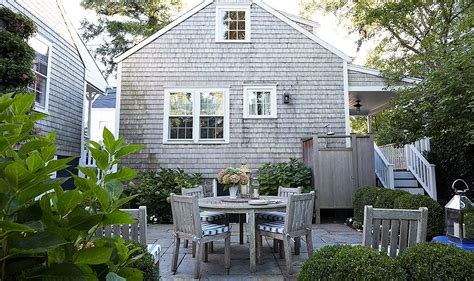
[26,152,45,173]
[57,190,83,216]
[9,231,69,253]
[105,180,124,201]
[90,183,110,210]
[118,267,143,281]
[102,210,135,226]
[36,263,87,280]
[18,139,51,156]
[0,221,34,238]
[104,167,137,183]
[73,247,112,265]
[77,167,97,182]
[114,144,144,160]
[102,127,116,154]
[87,146,109,170]
[40,156,76,176]
[106,272,126,281]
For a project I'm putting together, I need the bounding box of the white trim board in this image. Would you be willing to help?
[114,0,352,63]
[347,64,422,84]
[114,0,214,63]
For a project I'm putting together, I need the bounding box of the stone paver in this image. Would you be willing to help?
[148,223,361,280]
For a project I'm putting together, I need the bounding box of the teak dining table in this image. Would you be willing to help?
[198,196,287,272]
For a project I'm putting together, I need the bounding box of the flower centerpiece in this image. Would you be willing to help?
[217,167,249,199]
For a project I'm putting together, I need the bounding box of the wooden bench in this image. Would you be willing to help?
[95,206,161,265]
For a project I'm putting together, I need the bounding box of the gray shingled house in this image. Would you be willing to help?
[1,0,107,187]
[114,0,425,194]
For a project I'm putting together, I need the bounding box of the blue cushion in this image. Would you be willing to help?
[202,223,229,236]
[200,211,226,222]
[256,211,285,222]
[258,221,285,234]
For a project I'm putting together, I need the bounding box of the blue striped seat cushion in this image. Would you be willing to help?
[256,211,285,222]
[258,221,285,234]
[200,211,226,222]
[202,223,229,236]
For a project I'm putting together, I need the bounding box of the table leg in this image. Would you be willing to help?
[248,210,256,273]
[239,214,244,245]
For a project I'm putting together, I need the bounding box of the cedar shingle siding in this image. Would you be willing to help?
[120,3,346,178]
[4,0,85,157]
[348,70,387,87]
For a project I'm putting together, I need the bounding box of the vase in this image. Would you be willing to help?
[229,185,239,199]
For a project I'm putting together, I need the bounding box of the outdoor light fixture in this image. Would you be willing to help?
[324,124,335,135]
[284,93,291,104]
[354,100,362,113]
[445,179,474,243]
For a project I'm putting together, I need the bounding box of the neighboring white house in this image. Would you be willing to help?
[90,87,117,142]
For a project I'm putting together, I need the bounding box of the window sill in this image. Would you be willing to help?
[215,40,252,43]
[33,106,49,115]
[163,140,229,145]
[243,116,277,119]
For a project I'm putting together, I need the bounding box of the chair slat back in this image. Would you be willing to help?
[95,206,147,246]
[170,193,202,237]
[278,187,302,197]
[284,191,315,234]
[362,205,428,257]
[181,186,204,198]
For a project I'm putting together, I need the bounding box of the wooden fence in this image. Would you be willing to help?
[302,134,375,223]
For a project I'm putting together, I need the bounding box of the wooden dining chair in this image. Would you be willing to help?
[256,186,302,254]
[362,205,428,257]
[256,191,315,275]
[170,193,231,279]
[181,186,226,253]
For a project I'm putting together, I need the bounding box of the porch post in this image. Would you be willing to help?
[367,115,373,133]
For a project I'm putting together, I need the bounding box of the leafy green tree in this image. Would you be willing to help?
[0,93,146,279]
[0,7,36,92]
[80,0,183,78]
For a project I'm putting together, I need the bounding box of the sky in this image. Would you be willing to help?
[62,0,372,83]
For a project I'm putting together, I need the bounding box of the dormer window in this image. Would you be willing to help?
[216,6,250,42]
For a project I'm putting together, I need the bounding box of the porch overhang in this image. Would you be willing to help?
[348,86,395,116]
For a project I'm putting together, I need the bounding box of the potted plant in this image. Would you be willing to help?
[217,167,249,199]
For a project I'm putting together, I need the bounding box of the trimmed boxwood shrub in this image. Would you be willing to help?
[394,194,444,239]
[353,186,385,222]
[374,189,410,209]
[298,244,405,281]
[399,242,474,280]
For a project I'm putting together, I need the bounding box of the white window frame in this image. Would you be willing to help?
[215,5,251,43]
[243,85,278,119]
[29,34,52,114]
[163,88,230,144]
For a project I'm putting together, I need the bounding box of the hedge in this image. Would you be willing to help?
[353,186,385,222]
[399,242,474,280]
[394,194,444,239]
[298,245,405,281]
[374,189,410,209]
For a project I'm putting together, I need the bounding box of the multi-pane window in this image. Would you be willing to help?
[28,36,51,110]
[243,86,278,118]
[164,89,228,143]
[216,6,250,42]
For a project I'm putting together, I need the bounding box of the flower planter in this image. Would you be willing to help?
[229,185,239,199]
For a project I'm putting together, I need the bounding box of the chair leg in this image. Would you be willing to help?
[194,241,202,279]
[306,230,314,257]
[256,231,263,265]
[224,234,231,271]
[279,240,284,259]
[192,241,196,258]
[184,239,189,248]
[204,242,209,262]
[239,214,245,245]
[295,237,301,255]
[273,239,278,253]
[171,236,180,273]
[283,236,294,275]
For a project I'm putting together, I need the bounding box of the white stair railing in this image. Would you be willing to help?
[405,144,437,200]
[379,144,406,170]
[374,144,395,189]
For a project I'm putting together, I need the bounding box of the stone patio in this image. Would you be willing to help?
[147,223,362,280]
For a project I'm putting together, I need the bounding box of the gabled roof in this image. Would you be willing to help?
[114,0,351,63]
[93,88,116,108]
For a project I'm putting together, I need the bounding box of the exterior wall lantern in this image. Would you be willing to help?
[445,179,474,243]
[283,93,291,104]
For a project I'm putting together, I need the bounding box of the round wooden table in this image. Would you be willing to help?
[198,196,287,273]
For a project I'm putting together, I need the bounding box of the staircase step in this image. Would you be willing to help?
[395,187,425,195]
[394,179,418,187]
[394,171,415,179]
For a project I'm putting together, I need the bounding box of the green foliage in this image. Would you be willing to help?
[374,189,410,209]
[394,194,445,239]
[352,186,385,222]
[80,0,183,77]
[256,158,312,195]
[298,244,405,281]
[0,7,36,92]
[127,241,159,281]
[0,94,145,279]
[125,168,201,224]
[350,116,368,135]
[399,242,474,280]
